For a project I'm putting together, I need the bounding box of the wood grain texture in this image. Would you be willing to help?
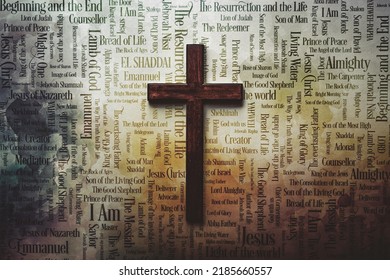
[148,44,243,224]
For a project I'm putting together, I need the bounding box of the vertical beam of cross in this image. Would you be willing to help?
[148,44,243,223]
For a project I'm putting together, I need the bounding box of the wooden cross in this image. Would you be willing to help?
[148,44,243,223]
